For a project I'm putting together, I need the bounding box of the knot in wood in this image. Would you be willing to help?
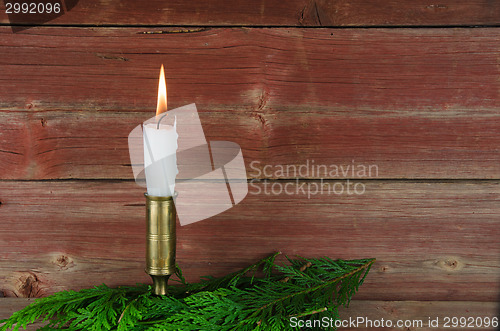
[435,257,463,272]
[18,272,41,298]
[52,254,74,270]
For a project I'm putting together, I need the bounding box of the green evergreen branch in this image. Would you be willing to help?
[257,258,373,313]
[191,251,282,292]
[290,307,328,319]
[234,258,374,330]
[0,253,375,331]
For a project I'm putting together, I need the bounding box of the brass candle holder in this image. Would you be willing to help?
[145,194,177,295]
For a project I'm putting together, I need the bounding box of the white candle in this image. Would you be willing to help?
[143,64,178,197]
[143,122,178,196]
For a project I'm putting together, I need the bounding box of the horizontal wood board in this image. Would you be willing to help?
[1,28,500,180]
[0,299,498,330]
[0,0,500,27]
[0,180,499,300]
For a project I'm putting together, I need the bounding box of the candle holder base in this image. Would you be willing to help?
[149,275,171,296]
[145,194,177,296]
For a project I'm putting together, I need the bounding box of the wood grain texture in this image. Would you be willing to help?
[1,28,500,180]
[0,0,499,27]
[3,110,500,180]
[0,180,499,300]
[0,299,498,330]
[338,301,500,330]
[338,300,500,331]
[0,0,498,324]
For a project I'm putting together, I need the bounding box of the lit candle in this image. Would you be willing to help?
[143,65,178,197]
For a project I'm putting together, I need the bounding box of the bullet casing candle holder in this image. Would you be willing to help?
[145,194,177,295]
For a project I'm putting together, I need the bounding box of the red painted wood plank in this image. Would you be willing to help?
[2,110,500,180]
[0,28,499,179]
[0,180,499,300]
[1,28,499,112]
[0,0,499,26]
[337,301,499,330]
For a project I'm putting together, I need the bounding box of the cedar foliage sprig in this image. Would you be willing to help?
[0,253,375,330]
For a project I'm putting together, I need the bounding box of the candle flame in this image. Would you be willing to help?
[156,64,167,116]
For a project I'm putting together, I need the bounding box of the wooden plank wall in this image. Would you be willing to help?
[0,1,499,329]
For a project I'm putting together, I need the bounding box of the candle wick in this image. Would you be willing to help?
[156,113,168,129]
